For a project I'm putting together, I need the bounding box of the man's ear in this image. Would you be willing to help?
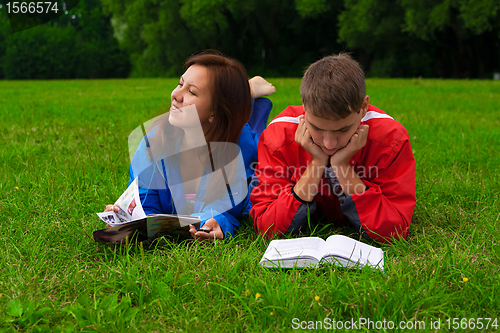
[360,95,370,117]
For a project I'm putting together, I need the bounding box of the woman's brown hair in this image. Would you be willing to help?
[143,51,251,204]
[147,51,251,158]
[185,51,251,144]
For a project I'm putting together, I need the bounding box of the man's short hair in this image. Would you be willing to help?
[300,53,366,120]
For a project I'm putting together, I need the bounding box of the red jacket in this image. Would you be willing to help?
[250,105,416,243]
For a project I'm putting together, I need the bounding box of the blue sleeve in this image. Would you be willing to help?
[193,195,245,239]
[193,209,240,239]
[248,97,273,140]
[192,161,249,239]
[129,137,173,216]
[129,163,166,215]
[239,124,259,180]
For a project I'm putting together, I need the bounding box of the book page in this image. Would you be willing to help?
[261,237,325,267]
[323,235,384,270]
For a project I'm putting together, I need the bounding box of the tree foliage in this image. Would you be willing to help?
[1,0,499,78]
[337,0,500,77]
[100,0,499,78]
[0,0,130,79]
[101,0,344,77]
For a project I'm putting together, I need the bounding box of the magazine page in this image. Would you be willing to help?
[95,211,128,227]
[146,215,201,239]
[113,177,147,221]
[96,177,147,225]
[145,214,202,227]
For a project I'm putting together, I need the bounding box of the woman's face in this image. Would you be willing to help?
[169,64,213,132]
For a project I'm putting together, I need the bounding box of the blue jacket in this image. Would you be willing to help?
[128,123,258,238]
[128,98,271,239]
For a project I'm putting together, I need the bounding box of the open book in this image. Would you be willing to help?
[93,177,201,244]
[260,235,384,271]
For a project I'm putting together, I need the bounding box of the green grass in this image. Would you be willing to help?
[0,78,499,332]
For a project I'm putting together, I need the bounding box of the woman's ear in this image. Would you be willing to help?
[209,114,214,123]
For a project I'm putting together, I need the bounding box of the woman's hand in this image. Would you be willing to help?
[105,205,119,212]
[189,218,224,241]
[102,205,120,228]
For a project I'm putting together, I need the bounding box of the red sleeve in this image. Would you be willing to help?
[341,132,416,243]
[250,138,315,237]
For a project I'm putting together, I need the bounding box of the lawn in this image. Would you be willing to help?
[0,78,499,332]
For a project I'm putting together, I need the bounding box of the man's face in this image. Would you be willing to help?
[304,97,369,156]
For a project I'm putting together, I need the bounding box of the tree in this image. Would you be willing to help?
[0,0,130,79]
[400,0,500,77]
[337,0,433,77]
[0,12,10,79]
[337,0,500,77]
[3,24,77,79]
[101,0,345,76]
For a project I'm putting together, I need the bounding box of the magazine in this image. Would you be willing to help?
[93,177,201,244]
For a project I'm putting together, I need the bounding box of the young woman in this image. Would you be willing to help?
[106,51,274,240]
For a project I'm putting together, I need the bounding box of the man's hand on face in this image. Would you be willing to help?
[330,124,369,167]
[295,116,329,166]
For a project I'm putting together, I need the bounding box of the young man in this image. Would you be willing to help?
[250,54,416,243]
